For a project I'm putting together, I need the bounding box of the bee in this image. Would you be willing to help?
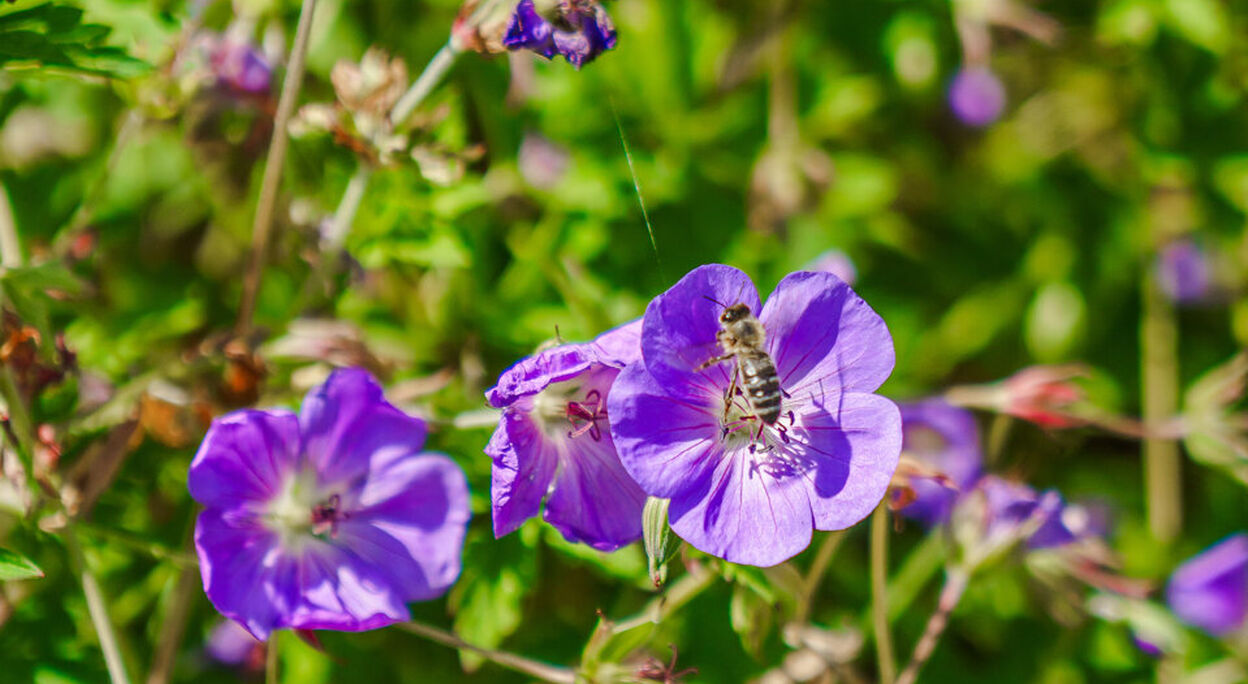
[696,301,784,431]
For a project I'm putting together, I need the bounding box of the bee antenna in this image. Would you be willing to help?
[701,295,728,309]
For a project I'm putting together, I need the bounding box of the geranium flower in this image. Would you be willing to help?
[948,67,1005,127]
[188,368,470,641]
[608,265,901,566]
[1166,533,1248,636]
[486,320,647,551]
[503,0,618,68]
[894,399,982,526]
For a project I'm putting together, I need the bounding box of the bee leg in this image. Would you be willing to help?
[722,363,742,422]
[695,353,734,371]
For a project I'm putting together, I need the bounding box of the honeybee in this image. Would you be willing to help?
[696,301,784,431]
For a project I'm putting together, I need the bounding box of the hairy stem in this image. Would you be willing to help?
[895,567,969,684]
[390,42,459,128]
[1142,270,1182,543]
[67,527,131,684]
[236,0,320,334]
[871,504,896,684]
[399,621,576,684]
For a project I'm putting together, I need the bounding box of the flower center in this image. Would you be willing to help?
[265,468,350,545]
[532,378,608,442]
[716,385,795,454]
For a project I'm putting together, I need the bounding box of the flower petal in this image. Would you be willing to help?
[486,344,597,408]
[543,430,646,551]
[759,271,894,399]
[194,508,292,641]
[1167,533,1248,636]
[609,360,721,500]
[590,318,642,369]
[668,451,813,567]
[299,368,427,487]
[488,411,559,538]
[641,264,762,402]
[343,453,471,601]
[188,409,301,509]
[800,392,902,531]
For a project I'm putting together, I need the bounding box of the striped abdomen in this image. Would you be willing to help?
[739,350,782,424]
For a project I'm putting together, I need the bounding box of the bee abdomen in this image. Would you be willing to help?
[740,353,782,425]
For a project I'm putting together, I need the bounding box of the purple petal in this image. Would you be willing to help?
[609,360,721,500]
[488,412,559,538]
[1167,533,1248,636]
[503,0,557,58]
[801,392,902,531]
[897,399,983,525]
[667,449,813,567]
[188,409,301,509]
[759,270,895,399]
[339,453,470,601]
[486,344,597,408]
[299,368,428,486]
[641,264,762,402]
[590,318,642,369]
[1156,240,1212,305]
[194,509,293,641]
[949,67,1006,127]
[543,428,646,551]
[206,619,262,666]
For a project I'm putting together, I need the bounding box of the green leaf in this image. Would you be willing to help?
[0,547,43,580]
[0,2,149,78]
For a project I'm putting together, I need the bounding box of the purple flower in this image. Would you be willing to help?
[896,399,982,526]
[503,0,618,68]
[1166,533,1248,636]
[805,249,857,287]
[608,265,901,566]
[210,39,273,95]
[486,320,648,551]
[188,369,470,641]
[205,620,264,669]
[1156,239,1213,305]
[948,67,1005,127]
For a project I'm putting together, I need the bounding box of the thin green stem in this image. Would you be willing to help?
[236,0,320,334]
[895,567,969,684]
[398,621,575,684]
[67,527,131,684]
[266,629,279,684]
[871,504,895,684]
[390,42,460,128]
[796,529,847,623]
[1142,270,1182,543]
[610,562,717,633]
[0,182,21,268]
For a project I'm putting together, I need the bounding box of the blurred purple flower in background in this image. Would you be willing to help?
[518,131,570,189]
[205,619,264,670]
[209,38,273,96]
[504,0,618,68]
[188,369,470,640]
[1166,533,1248,636]
[948,67,1005,127]
[486,321,647,551]
[895,399,982,526]
[1156,239,1213,305]
[609,265,902,566]
[805,249,857,287]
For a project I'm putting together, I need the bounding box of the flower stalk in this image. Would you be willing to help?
[399,620,575,684]
[236,0,320,334]
[871,504,896,684]
[895,567,969,684]
[66,527,131,684]
[1142,268,1182,543]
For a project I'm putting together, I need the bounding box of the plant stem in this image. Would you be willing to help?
[895,567,969,684]
[322,166,373,251]
[1142,270,1182,543]
[609,562,717,633]
[266,629,279,684]
[236,0,320,335]
[795,529,847,623]
[871,504,896,684]
[66,526,131,684]
[390,42,459,128]
[0,182,21,269]
[144,565,198,684]
[398,621,576,684]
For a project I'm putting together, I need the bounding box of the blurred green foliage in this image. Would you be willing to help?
[0,0,1247,681]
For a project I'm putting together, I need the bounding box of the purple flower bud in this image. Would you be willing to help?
[609,265,901,566]
[503,0,618,68]
[948,67,1005,127]
[1156,239,1213,305]
[895,399,982,526]
[1166,533,1248,636]
[486,320,647,551]
[210,39,273,95]
[804,249,857,287]
[188,369,471,641]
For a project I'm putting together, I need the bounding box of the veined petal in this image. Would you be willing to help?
[489,411,559,538]
[544,429,646,551]
[590,318,642,369]
[760,271,894,398]
[299,368,428,488]
[609,360,721,500]
[195,508,292,641]
[668,450,813,567]
[641,264,761,402]
[189,409,301,509]
[486,344,597,408]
